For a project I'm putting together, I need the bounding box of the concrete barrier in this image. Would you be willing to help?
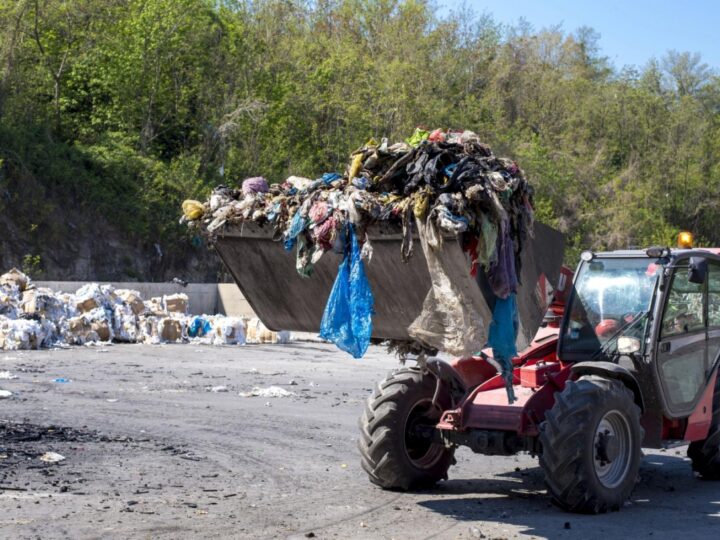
[217,283,255,317]
[35,281,254,317]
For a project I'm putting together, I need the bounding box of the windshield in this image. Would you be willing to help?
[560,257,661,360]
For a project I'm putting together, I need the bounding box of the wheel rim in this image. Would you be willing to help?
[403,398,445,469]
[593,409,633,489]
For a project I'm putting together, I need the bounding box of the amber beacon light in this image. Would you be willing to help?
[677,231,694,248]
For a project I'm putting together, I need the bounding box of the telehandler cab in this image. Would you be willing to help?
[359,237,720,513]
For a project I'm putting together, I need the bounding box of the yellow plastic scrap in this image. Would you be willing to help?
[348,153,364,181]
[182,200,205,221]
[396,197,412,213]
[379,194,401,205]
[413,190,430,219]
[406,127,429,147]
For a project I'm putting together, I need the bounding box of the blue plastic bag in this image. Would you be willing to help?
[488,293,519,402]
[321,172,342,184]
[284,211,306,251]
[320,226,374,358]
[188,316,212,338]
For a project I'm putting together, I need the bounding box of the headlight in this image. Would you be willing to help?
[617,336,641,354]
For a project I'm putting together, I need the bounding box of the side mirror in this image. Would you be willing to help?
[688,257,707,284]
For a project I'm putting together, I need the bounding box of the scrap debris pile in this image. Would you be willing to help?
[183,127,535,397]
[185,128,533,276]
[0,268,289,350]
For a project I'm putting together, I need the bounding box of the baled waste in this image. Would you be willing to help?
[0,268,289,350]
[183,127,538,399]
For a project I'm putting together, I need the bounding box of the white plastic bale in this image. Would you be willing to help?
[0,316,47,350]
[138,315,160,344]
[163,293,189,315]
[0,268,30,292]
[245,317,289,344]
[20,288,68,321]
[212,316,246,345]
[0,291,19,319]
[112,304,139,343]
[57,293,79,319]
[99,284,118,304]
[115,289,146,316]
[38,318,59,348]
[157,316,184,343]
[74,283,106,313]
[144,297,164,315]
[82,307,114,343]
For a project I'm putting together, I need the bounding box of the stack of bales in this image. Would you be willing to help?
[0,268,291,350]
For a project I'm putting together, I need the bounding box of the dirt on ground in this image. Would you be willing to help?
[0,343,718,539]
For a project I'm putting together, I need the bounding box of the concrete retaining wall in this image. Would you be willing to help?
[35,281,255,318]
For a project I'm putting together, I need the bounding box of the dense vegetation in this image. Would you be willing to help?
[1,0,719,277]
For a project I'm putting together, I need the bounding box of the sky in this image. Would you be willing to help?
[440,0,720,70]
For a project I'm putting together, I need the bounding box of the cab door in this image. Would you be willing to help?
[705,262,720,376]
[656,260,708,417]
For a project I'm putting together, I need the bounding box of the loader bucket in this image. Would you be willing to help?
[213,222,564,347]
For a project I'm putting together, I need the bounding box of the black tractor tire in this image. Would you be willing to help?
[687,368,720,479]
[539,375,643,513]
[358,367,455,490]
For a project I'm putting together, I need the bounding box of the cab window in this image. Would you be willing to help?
[661,264,705,338]
[708,263,720,328]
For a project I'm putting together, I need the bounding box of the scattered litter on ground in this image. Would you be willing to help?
[0,371,18,380]
[39,452,66,464]
[52,378,71,384]
[0,390,12,398]
[239,386,295,398]
[0,268,292,350]
[207,385,229,393]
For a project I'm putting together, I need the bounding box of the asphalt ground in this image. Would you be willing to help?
[0,343,718,539]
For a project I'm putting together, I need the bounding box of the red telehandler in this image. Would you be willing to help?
[213,222,719,513]
[358,238,720,513]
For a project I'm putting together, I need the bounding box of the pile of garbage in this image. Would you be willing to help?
[183,127,535,398]
[0,268,289,350]
[184,128,533,283]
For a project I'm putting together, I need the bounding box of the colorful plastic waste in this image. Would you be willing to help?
[320,226,374,358]
[188,316,212,338]
[182,200,204,220]
[183,127,535,372]
[242,176,269,195]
